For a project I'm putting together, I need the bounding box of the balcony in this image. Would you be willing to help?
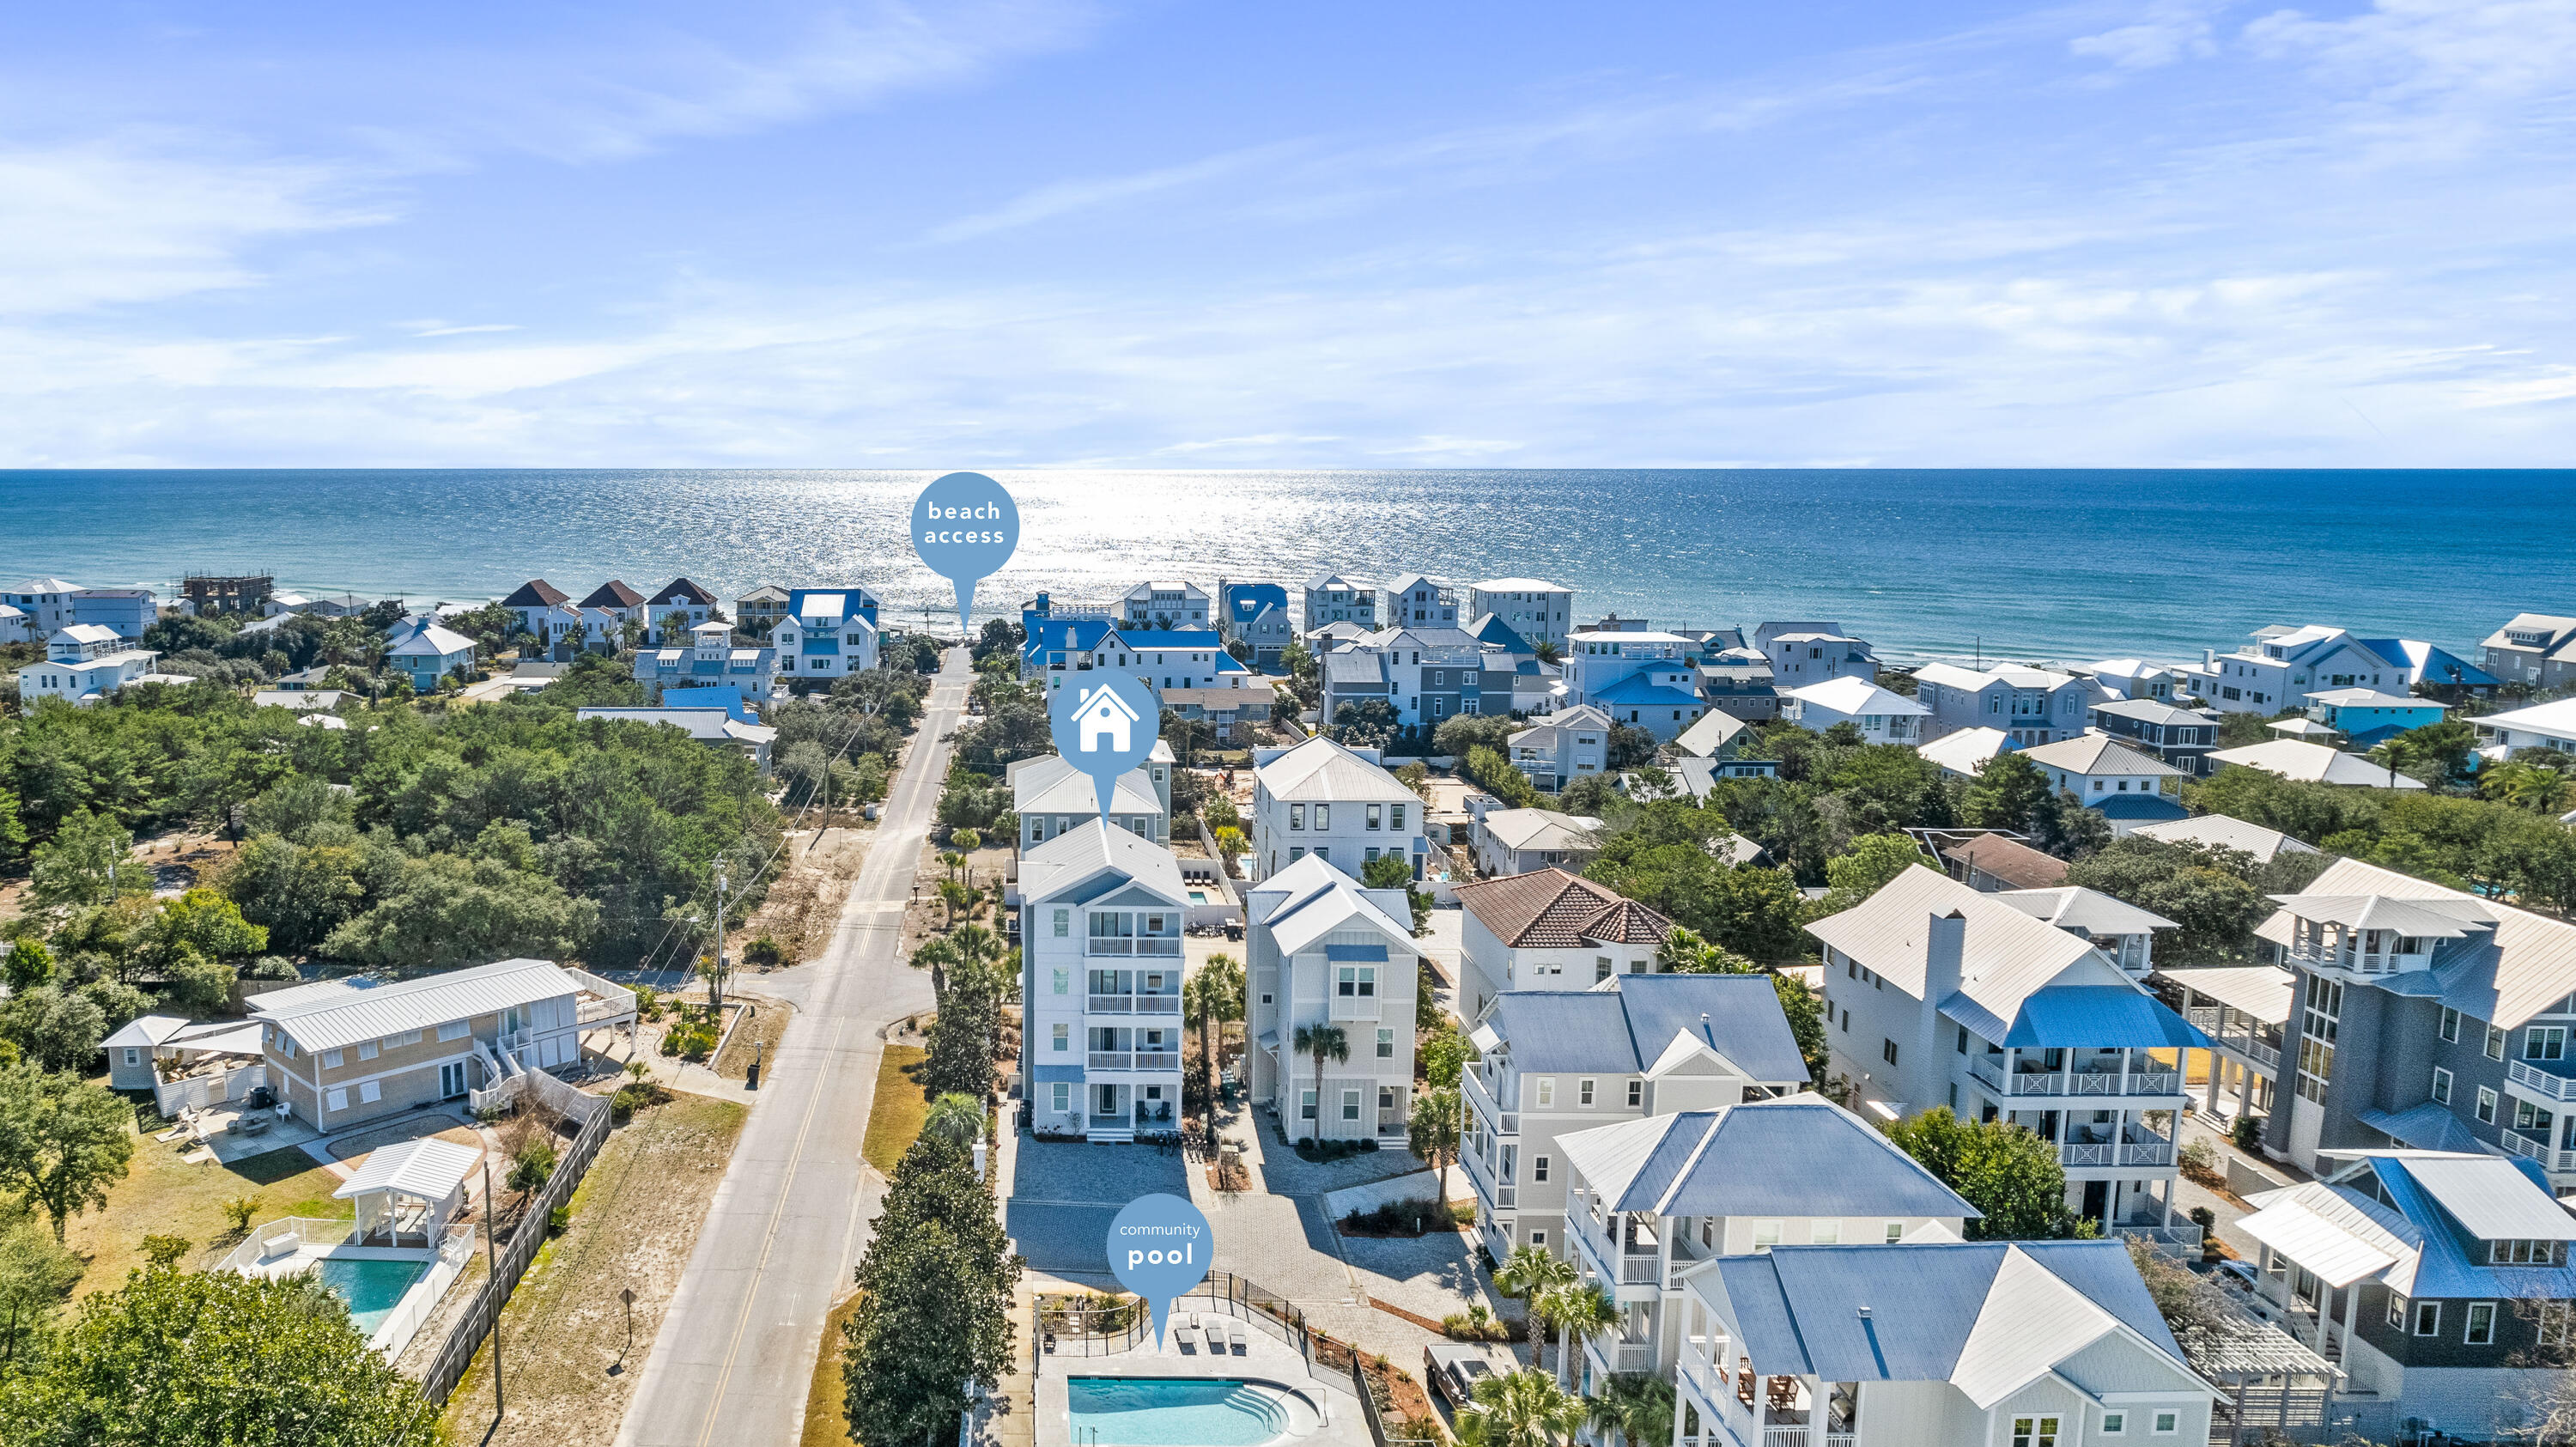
[1461,1145,1517,1209]
[2060,1132,2175,1168]
[1087,937,1182,957]
[2508,1059,2576,1103]
[1589,1339,1655,1374]
[1089,1051,1132,1069]
[1967,1053,2182,1098]
[1087,1050,1181,1072]
[1328,993,1383,1022]
[1463,1070,1518,1136]
[1087,993,1182,1014]
[2500,1129,2576,1174]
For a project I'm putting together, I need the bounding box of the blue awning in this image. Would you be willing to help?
[2003,986,2211,1049]
[1325,944,1389,962]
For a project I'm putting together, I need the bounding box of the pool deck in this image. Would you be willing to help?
[1035,1317,1370,1447]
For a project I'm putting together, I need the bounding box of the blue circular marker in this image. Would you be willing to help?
[911,471,1020,635]
[1109,1193,1213,1347]
[1048,667,1163,819]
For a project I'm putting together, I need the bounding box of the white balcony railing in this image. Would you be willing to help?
[1461,1146,1517,1208]
[1088,1051,1132,1069]
[1132,1050,1181,1070]
[2509,1059,2576,1103]
[2063,1138,2175,1168]
[2497,1129,2576,1174]
[1464,1071,1518,1135]
[1086,937,1182,957]
[1086,994,1182,1014]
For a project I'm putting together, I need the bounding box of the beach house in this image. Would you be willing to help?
[1508,704,1612,790]
[2085,657,2184,702]
[1780,677,1927,744]
[1809,866,2208,1234]
[1242,854,1423,1145]
[1554,1095,1977,1382]
[1218,581,1295,668]
[2206,738,2429,788]
[1459,973,1807,1262]
[384,619,478,691]
[1097,627,1249,696]
[1757,622,1878,684]
[1011,745,1173,848]
[733,585,793,639]
[1566,630,1706,740]
[1912,663,2105,746]
[2087,697,2221,775]
[1249,736,1426,882]
[2235,1151,2576,1442]
[252,957,635,1133]
[1303,573,1380,629]
[1453,866,1674,1019]
[67,587,158,639]
[1694,649,1783,723]
[1917,726,2015,781]
[769,587,881,686]
[1319,625,1510,733]
[2474,696,2576,760]
[2014,734,2190,832]
[1383,574,1460,629]
[499,580,581,655]
[1018,822,1193,1142]
[575,705,778,775]
[632,620,780,702]
[2178,624,2409,714]
[644,578,719,642]
[1674,1239,2217,1447]
[14,627,186,706]
[1120,581,1211,631]
[1467,578,1574,652]
[2482,613,2576,691]
[2301,689,2448,748]
[0,579,83,636]
[1470,807,1607,878]
[2132,813,2321,865]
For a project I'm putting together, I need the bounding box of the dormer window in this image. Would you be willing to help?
[2494,1239,2567,1266]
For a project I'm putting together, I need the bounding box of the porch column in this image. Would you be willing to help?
[2238,1060,2254,1118]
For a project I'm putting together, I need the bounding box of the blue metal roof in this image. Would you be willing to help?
[2359,1103,2487,1153]
[1226,584,1288,623]
[656,687,756,723]
[1023,616,1115,660]
[1485,974,1807,1082]
[1118,629,1230,651]
[1600,1103,1978,1220]
[2364,1154,2576,1299]
[1469,614,1533,653]
[2002,985,2210,1049]
[2093,793,2189,821]
[1592,675,1700,708]
[784,588,877,625]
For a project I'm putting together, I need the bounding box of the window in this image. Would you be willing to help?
[1956,1026,1969,1055]
[1380,1087,1395,1110]
[1342,1090,1361,1122]
[1291,804,1306,830]
[1314,805,1330,830]
[2441,1006,2461,1042]
[386,1031,420,1048]
[2432,1067,2452,1104]
[1052,969,1070,996]
[1532,1156,1550,1183]
[2492,1239,2565,1265]
[1528,1230,1546,1248]
[122,1047,139,1067]
[1535,1079,1554,1108]
[2479,1086,2499,1124]
[1052,1024,1068,1053]
[2414,1300,2442,1336]
[1367,804,1382,830]
[437,1020,470,1042]
[2532,1026,2568,1061]
[1882,1038,1899,1067]
[2101,1413,2125,1435]
[325,1089,348,1112]
[2152,1414,2177,1436]
[1377,1028,1394,1059]
[1579,1079,1595,1106]
[1753,1220,1781,1251]
[2011,1416,2059,1447]
[1300,1090,1317,1120]
[1627,1080,1643,1108]
[1052,1083,1070,1112]
[1811,1220,1839,1244]
[1390,804,1406,830]
[357,1041,379,1061]
[2297,973,2342,1103]
[2389,1292,2409,1328]
[358,1080,381,1104]
[1595,957,1613,982]
[1054,908,1070,938]
[2515,1097,2555,1136]
[2466,1301,2496,1345]
[2489,1024,2508,1061]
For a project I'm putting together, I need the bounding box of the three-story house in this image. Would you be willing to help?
[1019,823,1194,1142]
[1249,736,1426,883]
[1244,854,1422,1143]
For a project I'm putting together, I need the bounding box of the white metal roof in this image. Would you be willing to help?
[2158,965,2294,1024]
[2208,739,2427,788]
[1012,755,1163,817]
[2236,1187,2407,1289]
[1480,808,1606,853]
[2265,892,2476,938]
[1017,820,1190,906]
[253,958,580,1054]
[1991,886,2177,936]
[1255,735,1419,803]
[2129,813,2318,863]
[1786,676,1928,717]
[100,1013,192,1050]
[335,1138,482,1202]
[2017,733,2183,777]
[1917,727,2014,778]
[1248,854,1415,958]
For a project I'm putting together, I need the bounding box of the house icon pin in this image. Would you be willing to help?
[1073,683,1142,753]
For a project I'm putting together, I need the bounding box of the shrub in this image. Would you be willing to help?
[743,934,787,968]
[547,1204,572,1237]
[2178,1135,2220,1183]
[660,1021,717,1061]
[221,1195,258,1236]
[635,985,663,1022]
[2231,1113,2264,1152]
[142,1234,192,1269]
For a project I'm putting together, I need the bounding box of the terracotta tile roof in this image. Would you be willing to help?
[1455,866,1673,948]
[500,579,568,608]
[579,580,647,609]
[1941,836,2068,891]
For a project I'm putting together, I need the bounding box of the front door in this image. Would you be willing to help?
[2081,1179,2109,1223]
[440,1061,468,1098]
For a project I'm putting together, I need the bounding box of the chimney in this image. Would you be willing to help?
[1924,910,1968,1007]
[2203,647,2217,668]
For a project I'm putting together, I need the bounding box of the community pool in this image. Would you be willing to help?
[309,1256,429,1337]
[1067,1377,1311,1446]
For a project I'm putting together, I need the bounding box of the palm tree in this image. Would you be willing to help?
[923,1091,985,1149]
[951,922,1003,976]
[939,848,968,881]
[1538,1281,1619,1389]
[1409,1086,1463,1207]
[1494,1244,1576,1371]
[909,937,960,1009]
[1183,953,1246,1145]
[1291,1023,1347,1144]
[2372,736,2424,790]
[936,877,973,929]
[1461,1368,1585,1447]
[1583,1373,1674,1447]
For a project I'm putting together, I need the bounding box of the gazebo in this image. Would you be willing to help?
[334,1138,482,1249]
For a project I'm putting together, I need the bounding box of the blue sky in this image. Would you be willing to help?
[3,0,2572,466]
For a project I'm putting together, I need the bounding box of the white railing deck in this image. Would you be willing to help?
[2509,1059,2576,1103]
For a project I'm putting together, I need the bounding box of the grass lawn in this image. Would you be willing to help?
[860,1044,929,1174]
[797,1292,865,1447]
[440,1091,747,1447]
[63,1125,348,1292]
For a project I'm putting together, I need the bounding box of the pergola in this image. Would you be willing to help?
[2177,1314,2342,1445]
[334,1138,481,1248]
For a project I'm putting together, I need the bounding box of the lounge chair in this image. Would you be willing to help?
[1178,1316,1200,1353]
[1228,1322,1246,1355]
[1204,1320,1225,1355]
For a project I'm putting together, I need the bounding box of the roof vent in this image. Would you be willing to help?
[1856,1305,1871,1319]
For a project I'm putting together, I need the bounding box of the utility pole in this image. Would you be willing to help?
[483,1155,504,1420]
[710,855,728,1018]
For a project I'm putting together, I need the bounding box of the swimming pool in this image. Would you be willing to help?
[1067,1377,1314,1446]
[309,1256,429,1336]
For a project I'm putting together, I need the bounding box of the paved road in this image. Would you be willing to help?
[617,649,966,1447]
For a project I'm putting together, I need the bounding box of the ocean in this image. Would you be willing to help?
[3,468,2569,666]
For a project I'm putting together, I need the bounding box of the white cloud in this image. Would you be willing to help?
[2071,2,2224,70]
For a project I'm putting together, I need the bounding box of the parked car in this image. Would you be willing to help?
[1425,1342,1502,1410]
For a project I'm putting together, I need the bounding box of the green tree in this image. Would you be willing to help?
[222,833,368,953]
[1183,953,1245,1137]
[1583,848,1807,963]
[1292,1024,1347,1144]
[1419,1026,1472,1090]
[159,946,238,1018]
[27,811,145,915]
[1810,833,1935,918]
[1584,1372,1676,1447]
[1961,752,2052,832]
[1557,772,1619,818]
[1882,1107,2081,1241]
[2063,837,2269,964]
[1461,1368,1586,1447]
[1603,724,1660,771]
[2031,789,2111,860]
[924,960,1002,1103]
[1409,1086,1463,1206]
[0,1063,137,1240]
[909,937,961,1010]
[151,889,268,964]
[319,852,598,971]
[3,943,52,994]
[1492,1245,1575,1371]
[1536,1281,1619,1388]
[1655,925,1756,975]
[0,990,108,1077]
[1465,746,1542,811]
[0,1207,83,1371]
[1767,970,1828,1085]
[842,1134,1019,1447]
[0,1262,436,1444]
[1361,852,1432,933]
[923,1092,986,1149]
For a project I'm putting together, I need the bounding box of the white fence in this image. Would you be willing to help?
[155,1061,265,1118]
[369,1225,477,1359]
[210,1215,354,1274]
